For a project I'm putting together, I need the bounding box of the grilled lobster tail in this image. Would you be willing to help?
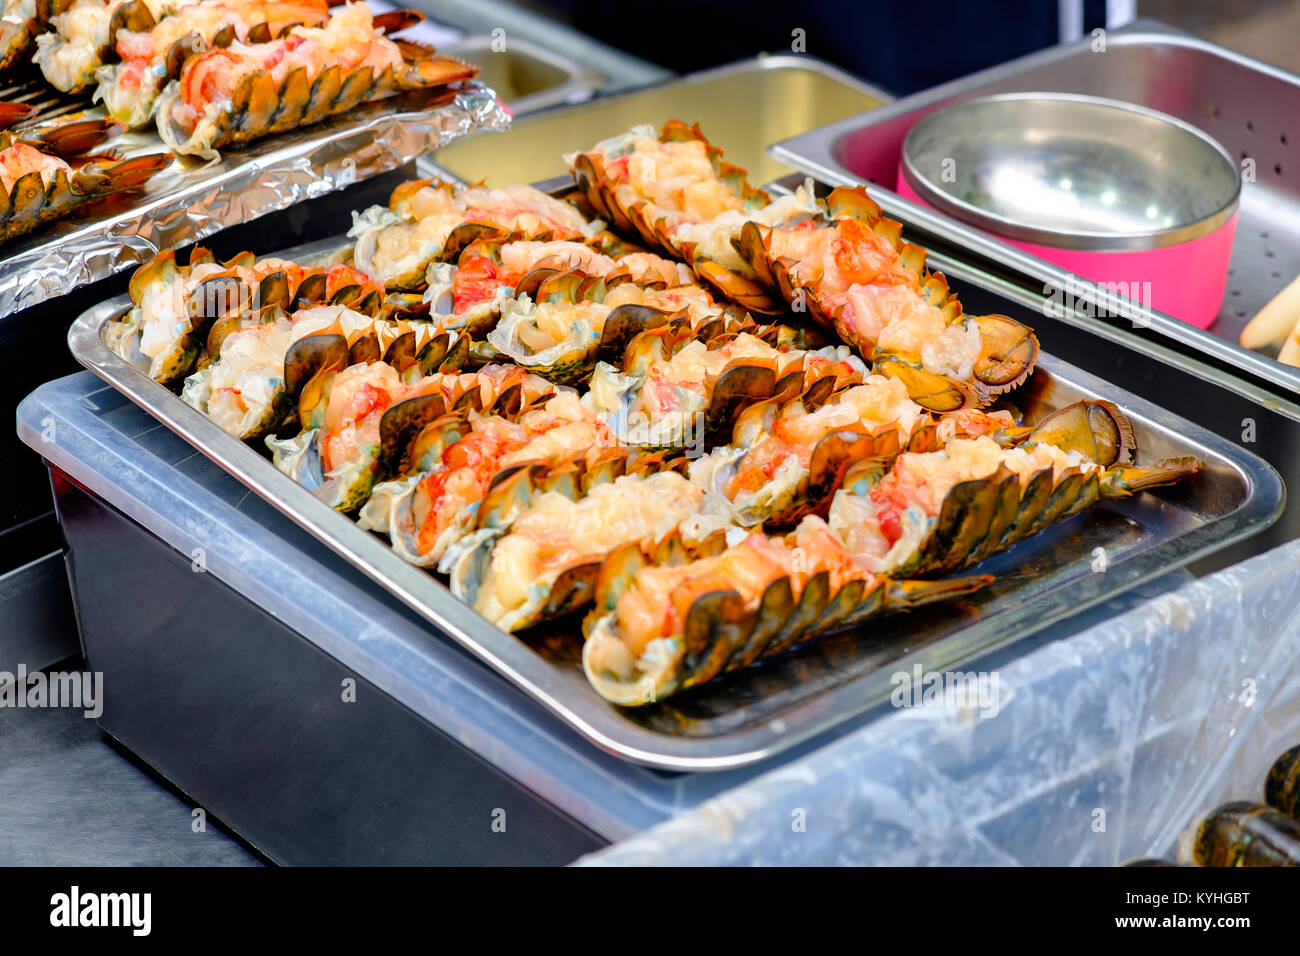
[582,521,991,706]
[0,119,169,244]
[154,4,477,158]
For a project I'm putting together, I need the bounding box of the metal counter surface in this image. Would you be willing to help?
[0,678,262,866]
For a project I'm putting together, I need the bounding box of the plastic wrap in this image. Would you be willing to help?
[579,540,1300,865]
[0,82,508,317]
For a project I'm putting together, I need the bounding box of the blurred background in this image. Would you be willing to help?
[509,0,1300,94]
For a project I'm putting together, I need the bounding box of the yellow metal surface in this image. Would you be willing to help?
[432,59,887,186]
[460,47,572,102]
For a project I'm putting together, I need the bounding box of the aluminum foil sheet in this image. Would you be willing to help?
[0,82,509,318]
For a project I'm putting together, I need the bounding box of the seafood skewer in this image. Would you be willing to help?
[153,3,477,159]
[95,0,332,128]
[582,517,991,705]
[0,116,170,244]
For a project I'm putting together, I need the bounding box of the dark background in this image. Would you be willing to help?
[522,0,1300,95]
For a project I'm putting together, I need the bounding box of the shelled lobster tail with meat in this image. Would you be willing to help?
[449,467,732,633]
[568,120,822,313]
[827,401,1200,578]
[349,177,600,292]
[154,3,478,159]
[93,0,336,128]
[34,0,179,94]
[690,373,1028,530]
[582,517,992,706]
[0,117,170,244]
[105,245,395,385]
[736,184,1040,411]
[585,313,866,452]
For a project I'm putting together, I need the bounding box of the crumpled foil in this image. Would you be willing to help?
[0,83,509,318]
[577,539,1300,865]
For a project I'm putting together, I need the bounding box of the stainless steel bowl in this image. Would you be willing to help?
[900,92,1240,251]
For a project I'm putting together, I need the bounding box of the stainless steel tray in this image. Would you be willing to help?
[0,80,506,319]
[67,234,1283,771]
[771,20,1300,411]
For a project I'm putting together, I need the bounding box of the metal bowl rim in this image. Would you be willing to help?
[900,91,1242,251]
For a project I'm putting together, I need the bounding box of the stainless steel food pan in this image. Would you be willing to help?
[771,21,1300,408]
[444,34,603,114]
[66,233,1282,771]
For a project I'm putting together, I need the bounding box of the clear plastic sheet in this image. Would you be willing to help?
[579,541,1300,865]
[0,83,508,317]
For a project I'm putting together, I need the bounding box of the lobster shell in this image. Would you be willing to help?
[736,185,1041,411]
[157,34,477,157]
[836,445,1201,578]
[0,133,170,244]
[582,527,991,706]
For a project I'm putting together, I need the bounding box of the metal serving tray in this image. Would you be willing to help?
[66,227,1283,770]
[771,21,1300,409]
[0,80,505,319]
